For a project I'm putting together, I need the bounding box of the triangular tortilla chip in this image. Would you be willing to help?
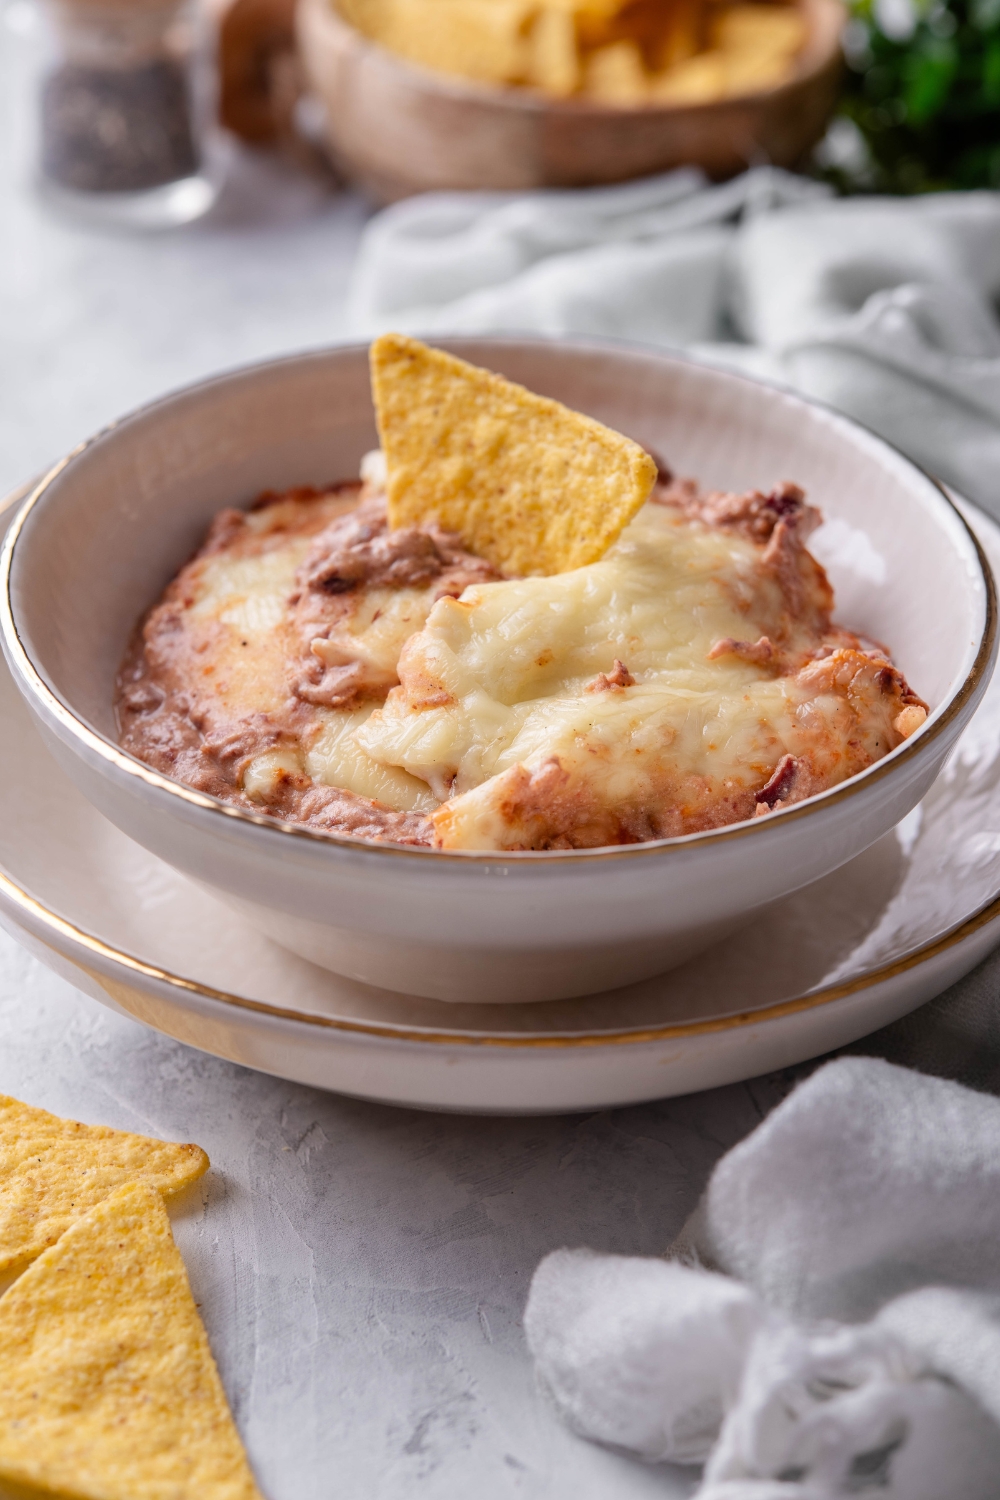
[370,334,658,576]
[0,1181,261,1500]
[0,1094,208,1275]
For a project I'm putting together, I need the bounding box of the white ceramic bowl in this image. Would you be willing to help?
[1,340,995,1005]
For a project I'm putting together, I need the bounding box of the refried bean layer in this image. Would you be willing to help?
[117,473,926,851]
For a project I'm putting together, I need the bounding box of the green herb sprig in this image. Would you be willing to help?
[828,0,1000,191]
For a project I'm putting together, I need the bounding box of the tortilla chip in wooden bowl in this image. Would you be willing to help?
[296,0,843,198]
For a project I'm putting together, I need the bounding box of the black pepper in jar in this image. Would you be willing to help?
[36,0,207,207]
[42,56,198,193]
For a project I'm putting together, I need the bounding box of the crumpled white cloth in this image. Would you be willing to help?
[347,167,1000,515]
[523,1057,1000,1497]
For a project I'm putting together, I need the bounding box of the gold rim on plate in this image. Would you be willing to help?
[1,856,999,1048]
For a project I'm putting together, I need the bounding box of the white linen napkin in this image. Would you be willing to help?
[347,168,1000,515]
[523,1057,1000,1497]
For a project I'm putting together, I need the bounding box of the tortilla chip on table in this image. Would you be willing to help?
[0,1181,261,1500]
[0,1093,209,1276]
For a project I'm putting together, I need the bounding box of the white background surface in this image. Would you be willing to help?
[0,21,986,1498]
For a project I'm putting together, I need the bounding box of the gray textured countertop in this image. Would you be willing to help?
[0,24,988,1498]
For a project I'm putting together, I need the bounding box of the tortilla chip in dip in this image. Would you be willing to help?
[370,332,658,575]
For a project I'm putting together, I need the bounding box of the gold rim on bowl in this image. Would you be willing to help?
[1,342,995,868]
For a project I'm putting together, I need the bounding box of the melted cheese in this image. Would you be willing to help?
[305,707,437,812]
[183,546,304,718]
[354,504,863,847]
[192,552,301,637]
[172,496,904,848]
[309,586,441,687]
[184,536,439,812]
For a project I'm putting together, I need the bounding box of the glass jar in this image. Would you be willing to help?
[36,0,218,227]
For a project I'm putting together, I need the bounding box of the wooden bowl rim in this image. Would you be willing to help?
[303,0,845,119]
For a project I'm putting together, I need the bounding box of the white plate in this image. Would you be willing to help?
[3,484,1000,1114]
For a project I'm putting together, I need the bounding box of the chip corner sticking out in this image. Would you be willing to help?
[0,1179,262,1500]
[369,333,657,576]
[0,1092,209,1276]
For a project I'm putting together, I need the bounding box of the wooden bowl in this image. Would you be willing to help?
[296,0,844,201]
